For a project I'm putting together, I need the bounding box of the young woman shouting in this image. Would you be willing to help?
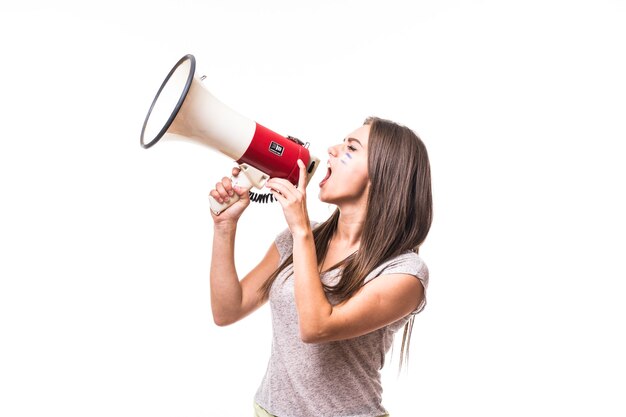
[210,117,432,417]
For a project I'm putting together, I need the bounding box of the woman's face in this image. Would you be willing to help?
[318,124,370,206]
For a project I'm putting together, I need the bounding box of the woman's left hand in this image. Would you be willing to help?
[265,160,311,236]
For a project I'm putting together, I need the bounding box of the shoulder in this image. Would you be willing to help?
[364,251,429,289]
[364,251,429,315]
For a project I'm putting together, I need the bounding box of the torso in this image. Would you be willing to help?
[254,224,429,417]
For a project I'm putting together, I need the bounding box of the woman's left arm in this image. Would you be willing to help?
[266,161,424,344]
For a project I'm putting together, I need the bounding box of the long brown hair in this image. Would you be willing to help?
[260,116,433,369]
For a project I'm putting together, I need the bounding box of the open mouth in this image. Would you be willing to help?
[319,166,332,187]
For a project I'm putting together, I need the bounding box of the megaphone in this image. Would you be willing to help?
[140,54,320,215]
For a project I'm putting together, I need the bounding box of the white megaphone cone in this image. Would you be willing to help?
[140,54,320,215]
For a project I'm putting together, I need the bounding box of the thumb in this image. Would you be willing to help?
[233,185,250,201]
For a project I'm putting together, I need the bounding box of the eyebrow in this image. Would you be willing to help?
[344,137,364,147]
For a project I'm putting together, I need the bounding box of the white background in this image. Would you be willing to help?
[1,1,625,416]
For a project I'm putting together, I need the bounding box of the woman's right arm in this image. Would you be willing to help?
[209,169,280,326]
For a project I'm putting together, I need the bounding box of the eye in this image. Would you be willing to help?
[347,145,357,152]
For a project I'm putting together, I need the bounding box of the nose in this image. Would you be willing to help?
[328,144,340,157]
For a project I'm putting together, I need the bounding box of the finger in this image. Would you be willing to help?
[266,180,293,200]
[210,188,227,204]
[215,182,230,201]
[209,189,222,202]
[233,185,250,201]
[267,177,295,191]
[269,188,287,205]
[221,176,235,197]
[231,166,241,177]
[297,159,307,190]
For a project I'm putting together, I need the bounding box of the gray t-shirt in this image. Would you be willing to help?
[254,225,429,417]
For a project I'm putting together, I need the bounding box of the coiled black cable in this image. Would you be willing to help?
[249,191,276,203]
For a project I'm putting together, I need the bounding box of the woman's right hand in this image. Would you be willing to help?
[209,166,251,224]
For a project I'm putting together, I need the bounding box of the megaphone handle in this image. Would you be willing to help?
[208,174,248,216]
[209,191,241,216]
[209,164,269,216]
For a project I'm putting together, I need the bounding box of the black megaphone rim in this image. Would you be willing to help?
[140,54,196,149]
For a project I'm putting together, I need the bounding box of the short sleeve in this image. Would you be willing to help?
[274,227,294,263]
[364,251,429,314]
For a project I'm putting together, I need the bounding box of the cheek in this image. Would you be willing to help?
[333,154,368,187]
[339,152,366,172]
[344,161,369,190]
[355,169,369,190]
[339,151,355,164]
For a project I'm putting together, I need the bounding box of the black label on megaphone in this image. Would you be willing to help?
[269,141,285,156]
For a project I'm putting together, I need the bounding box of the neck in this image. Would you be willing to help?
[334,203,366,248]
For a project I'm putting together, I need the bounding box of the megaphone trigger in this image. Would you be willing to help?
[238,164,270,189]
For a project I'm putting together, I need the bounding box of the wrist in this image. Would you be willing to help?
[291,225,313,240]
[213,220,238,233]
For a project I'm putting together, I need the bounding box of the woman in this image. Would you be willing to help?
[209,117,432,417]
